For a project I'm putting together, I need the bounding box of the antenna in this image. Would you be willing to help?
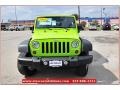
[15,6,17,25]
[101,8,103,26]
[78,5,80,24]
[103,8,107,23]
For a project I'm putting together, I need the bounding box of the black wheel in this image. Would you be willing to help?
[75,64,88,77]
[102,23,111,30]
[77,51,89,77]
[16,28,20,31]
[80,51,89,56]
[17,62,37,76]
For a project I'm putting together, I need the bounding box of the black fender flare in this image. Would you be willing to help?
[18,38,31,53]
[80,38,92,53]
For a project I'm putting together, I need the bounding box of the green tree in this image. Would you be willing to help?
[80,21,87,27]
[91,20,99,26]
[72,14,79,20]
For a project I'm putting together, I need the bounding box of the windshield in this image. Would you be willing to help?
[36,17,76,28]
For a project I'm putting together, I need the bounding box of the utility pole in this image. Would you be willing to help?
[1,19,3,23]
[118,6,120,81]
[15,6,17,25]
[101,8,103,26]
[103,8,107,23]
[78,5,80,24]
[119,6,120,31]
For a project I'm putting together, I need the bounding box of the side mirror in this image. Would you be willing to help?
[77,24,81,32]
[77,24,84,32]
[31,26,34,33]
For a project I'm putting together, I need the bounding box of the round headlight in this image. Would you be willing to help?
[71,41,79,48]
[32,41,40,48]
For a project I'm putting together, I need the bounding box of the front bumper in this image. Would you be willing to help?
[18,53,93,69]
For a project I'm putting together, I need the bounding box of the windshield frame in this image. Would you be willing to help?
[35,16,77,29]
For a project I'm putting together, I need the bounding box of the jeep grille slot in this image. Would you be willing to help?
[50,42,53,53]
[63,42,65,53]
[41,42,70,53]
[42,42,44,53]
[59,42,61,53]
[54,42,57,53]
[67,42,69,53]
[46,42,49,53]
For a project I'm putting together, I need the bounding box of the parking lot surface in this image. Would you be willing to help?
[0,31,119,84]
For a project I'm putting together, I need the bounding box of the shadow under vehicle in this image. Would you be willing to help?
[25,50,118,84]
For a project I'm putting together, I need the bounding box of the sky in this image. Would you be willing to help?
[1,6,119,22]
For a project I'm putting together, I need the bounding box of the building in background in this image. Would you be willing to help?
[1,17,119,30]
[10,20,34,28]
[80,17,119,26]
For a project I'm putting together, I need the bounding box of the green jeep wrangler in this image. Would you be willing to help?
[17,15,93,77]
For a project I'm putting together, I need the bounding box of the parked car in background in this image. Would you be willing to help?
[1,26,7,31]
[9,25,16,31]
[89,25,97,30]
[1,25,9,31]
[16,25,25,31]
[112,24,119,31]
[9,25,25,31]
[102,23,111,30]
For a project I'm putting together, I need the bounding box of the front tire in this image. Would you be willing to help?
[76,64,88,77]
[17,62,37,76]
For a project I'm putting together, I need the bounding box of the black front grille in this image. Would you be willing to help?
[41,42,70,53]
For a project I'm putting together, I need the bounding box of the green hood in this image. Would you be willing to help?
[32,28,79,40]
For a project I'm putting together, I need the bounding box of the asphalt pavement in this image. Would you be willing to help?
[0,30,119,84]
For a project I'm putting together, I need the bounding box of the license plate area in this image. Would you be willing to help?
[49,60,62,67]
[42,57,70,67]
